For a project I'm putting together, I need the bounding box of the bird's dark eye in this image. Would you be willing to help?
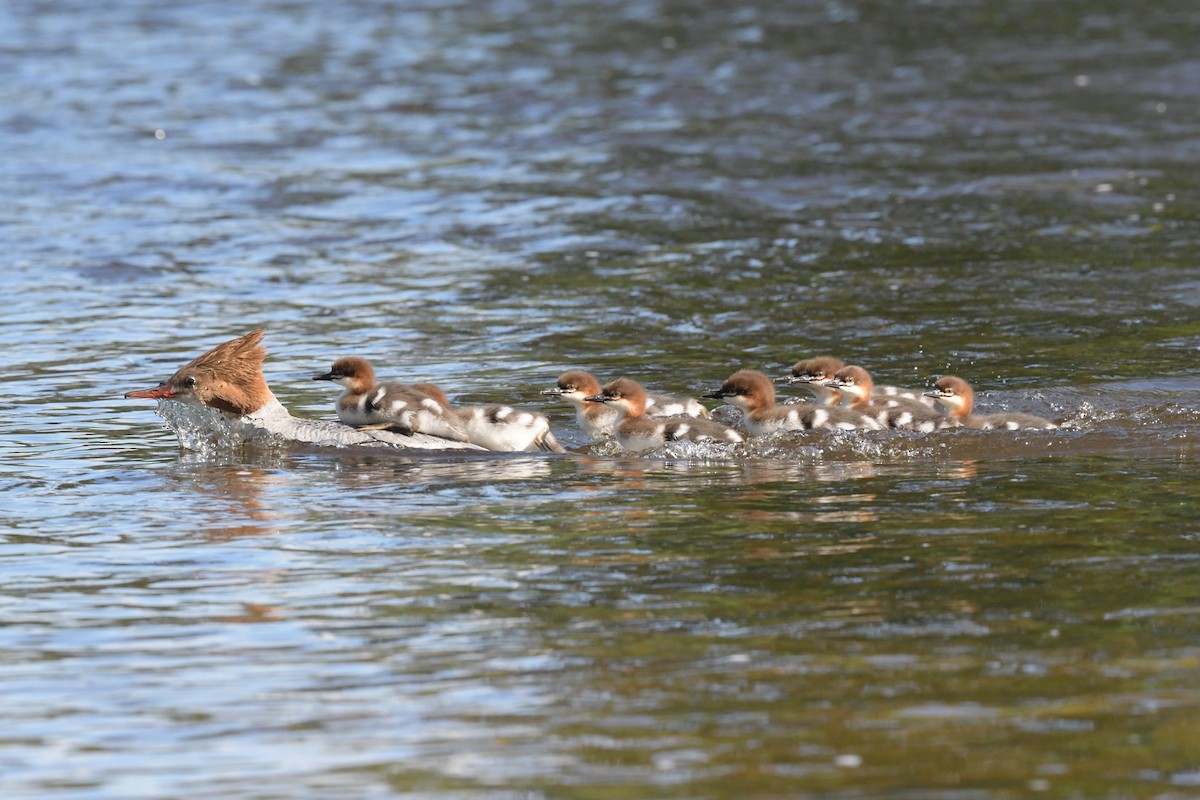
[183,376,197,388]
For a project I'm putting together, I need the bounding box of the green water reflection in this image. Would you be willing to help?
[273,455,1199,797]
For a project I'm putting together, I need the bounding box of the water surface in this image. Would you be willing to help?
[3,0,1200,797]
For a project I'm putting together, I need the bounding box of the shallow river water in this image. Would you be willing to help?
[4,0,1200,797]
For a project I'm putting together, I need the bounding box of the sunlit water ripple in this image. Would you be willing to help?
[3,0,1200,797]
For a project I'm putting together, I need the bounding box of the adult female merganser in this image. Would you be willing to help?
[781,356,935,407]
[125,330,483,451]
[411,383,567,453]
[826,365,946,432]
[542,369,709,440]
[312,357,469,442]
[584,377,742,453]
[926,376,1058,430]
[704,369,883,434]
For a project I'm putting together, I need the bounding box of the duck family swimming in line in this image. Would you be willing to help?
[125,330,1058,455]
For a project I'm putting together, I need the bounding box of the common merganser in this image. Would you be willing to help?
[826,365,946,432]
[124,330,483,451]
[411,382,568,453]
[541,369,709,441]
[312,357,469,442]
[779,357,850,406]
[926,376,1058,430]
[781,356,935,407]
[584,377,742,453]
[704,369,883,434]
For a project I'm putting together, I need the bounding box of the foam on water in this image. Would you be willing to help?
[154,399,285,455]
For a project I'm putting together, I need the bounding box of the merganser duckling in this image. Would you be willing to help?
[782,356,935,407]
[411,382,567,453]
[704,370,883,434]
[313,357,469,442]
[926,376,1058,430]
[826,365,947,432]
[125,330,483,451]
[584,377,742,453]
[779,356,850,406]
[541,369,709,440]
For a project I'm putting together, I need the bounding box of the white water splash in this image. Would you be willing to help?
[155,400,286,455]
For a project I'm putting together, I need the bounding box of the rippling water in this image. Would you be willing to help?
[4,0,1200,796]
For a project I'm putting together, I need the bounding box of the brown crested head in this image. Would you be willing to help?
[313,356,377,392]
[411,381,454,411]
[544,369,603,400]
[789,356,845,383]
[704,369,774,409]
[586,377,648,416]
[125,329,273,416]
[928,375,975,417]
[829,365,874,401]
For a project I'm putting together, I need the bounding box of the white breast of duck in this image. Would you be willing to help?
[543,369,614,440]
[578,404,618,440]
